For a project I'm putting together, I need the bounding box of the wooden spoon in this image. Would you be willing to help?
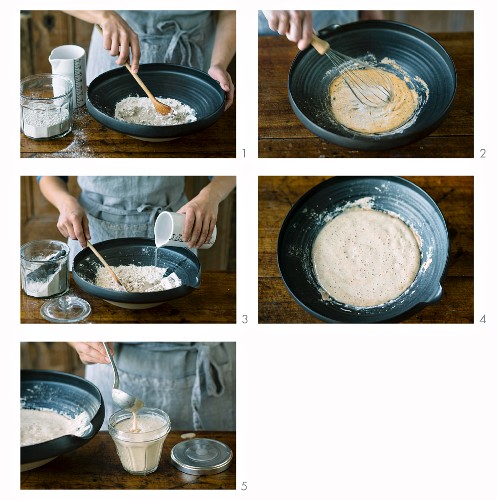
[87,241,128,292]
[96,25,171,115]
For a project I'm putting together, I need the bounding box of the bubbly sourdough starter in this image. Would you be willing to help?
[312,208,421,307]
[113,415,168,474]
[329,68,418,134]
[21,408,77,446]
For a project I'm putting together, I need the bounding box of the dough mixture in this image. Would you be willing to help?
[329,68,418,134]
[94,264,181,292]
[114,96,197,126]
[312,208,421,307]
[21,408,77,446]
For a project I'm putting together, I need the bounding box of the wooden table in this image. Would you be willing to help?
[21,272,236,323]
[258,176,474,323]
[20,101,236,158]
[258,33,474,158]
[21,431,235,490]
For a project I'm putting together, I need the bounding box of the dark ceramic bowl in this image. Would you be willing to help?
[87,63,225,141]
[277,177,449,323]
[73,238,200,309]
[289,21,457,150]
[21,370,104,471]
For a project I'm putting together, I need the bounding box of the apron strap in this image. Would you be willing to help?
[156,20,204,69]
[191,343,226,430]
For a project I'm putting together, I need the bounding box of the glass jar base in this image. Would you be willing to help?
[22,126,72,140]
[123,466,159,476]
[40,295,91,323]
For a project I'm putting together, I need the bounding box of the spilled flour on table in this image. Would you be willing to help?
[51,108,94,158]
[114,96,197,126]
[94,264,181,292]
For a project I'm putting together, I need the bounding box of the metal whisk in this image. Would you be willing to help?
[311,34,393,108]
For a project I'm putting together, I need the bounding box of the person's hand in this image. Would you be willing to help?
[263,10,313,50]
[208,65,234,110]
[177,191,220,249]
[57,197,90,248]
[68,342,113,365]
[99,11,141,73]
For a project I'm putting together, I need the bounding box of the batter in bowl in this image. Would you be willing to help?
[21,408,79,446]
[329,68,418,134]
[312,208,421,307]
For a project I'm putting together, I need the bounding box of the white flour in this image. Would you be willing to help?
[23,270,61,298]
[21,251,68,298]
[114,96,197,126]
[52,108,94,158]
[21,107,70,139]
[94,264,181,292]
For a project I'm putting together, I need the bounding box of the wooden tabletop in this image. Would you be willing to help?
[20,101,236,158]
[21,431,236,490]
[258,176,474,324]
[21,271,236,324]
[258,33,474,158]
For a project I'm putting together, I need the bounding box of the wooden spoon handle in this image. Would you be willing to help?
[123,63,155,101]
[86,242,126,290]
[95,24,170,115]
[96,25,158,102]
[311,34,330,55]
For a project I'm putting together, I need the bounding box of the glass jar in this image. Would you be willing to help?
[20,74,73,140]
[109,408,171,475]
[20,240,69,298]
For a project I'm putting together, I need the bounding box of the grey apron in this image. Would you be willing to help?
[86,342,236,431]
[68,176,187,267]
[87,10,216,83]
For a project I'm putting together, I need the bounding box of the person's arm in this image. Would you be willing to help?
[68,342,113,364]
[208,10,236,110]
[177,176,236,249]
[63,10,141,73]
[262,10,313,50]
[38,176,90,248]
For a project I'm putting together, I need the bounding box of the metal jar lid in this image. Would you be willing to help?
[171,438,233,475]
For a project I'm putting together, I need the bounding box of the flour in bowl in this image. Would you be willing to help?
[114,96,197,126]
[94,264,181,292]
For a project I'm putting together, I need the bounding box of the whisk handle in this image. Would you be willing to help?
[311,34,330,55]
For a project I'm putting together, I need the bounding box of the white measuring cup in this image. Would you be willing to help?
[49,45,87,108]
[155,211,217,249]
